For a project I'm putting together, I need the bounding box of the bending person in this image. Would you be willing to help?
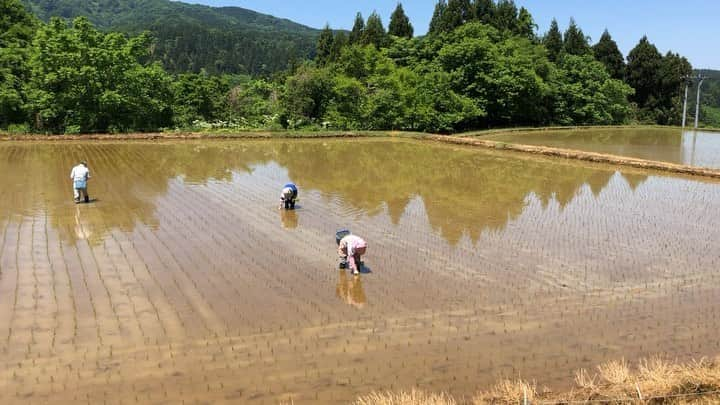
[279,183,298,210]
[338,234,367,275]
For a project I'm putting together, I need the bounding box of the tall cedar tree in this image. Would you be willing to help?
[316,24,334,65]
[515,7,535,39]
[388,3,414,38]
[592,29,625,80]
[473,0,495,24]
[563,18,590,55]
[349,12,365,44]
[626,36,663,108]
[329,31,347,62]
[494,0,518,32]
[363,11,387,49]
[657,52,692,124]
[428,0,447,35]
[440,0,465,33]
[543,19,563,62]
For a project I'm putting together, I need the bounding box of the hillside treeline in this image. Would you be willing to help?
[21,0,319,75]
[0,0,695,134]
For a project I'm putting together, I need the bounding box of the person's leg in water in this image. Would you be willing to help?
[284,198,291,209]
[351,246,366,275]
[354,253,362,272]
[337,242,348,269]
[289,198,295,209]
[82,187,89,203]
[74,187,80,203]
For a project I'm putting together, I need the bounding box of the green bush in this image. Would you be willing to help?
[64,125,82,135]
[7,123,30,134]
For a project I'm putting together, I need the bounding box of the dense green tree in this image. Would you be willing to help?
[388,3,414,39]
[515,7,535,40]
[362,11,387,49]
[0,0,36,127]
[324,73,366,129]
[543,19,563,62]
[280,64,333,126]
[428,0,447,35]
[408,67,482,132]
[592,29,625,80]
[656,52,692,125]
[551,54,633,125]
[349,12,365,44]
[441,0,473,33]
[25,17,174,133]
[227,78,280,127]
[626,36,663,117]
[435,23,551,126]
[563,18,590,55]
[316,24,334,65]
[473,0,495,24]
[172,73,229,127]
[493,0,518,32]
[329,31,348,63]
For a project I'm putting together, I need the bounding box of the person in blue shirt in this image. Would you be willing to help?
[279,183,298,210]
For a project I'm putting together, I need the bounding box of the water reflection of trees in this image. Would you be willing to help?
[0,139,649,246]
[0,142,265,246]
[273,140,647,244]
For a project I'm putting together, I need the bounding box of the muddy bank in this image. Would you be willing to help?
[429,135,720,179]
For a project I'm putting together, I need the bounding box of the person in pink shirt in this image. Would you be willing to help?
[337,233,367,275]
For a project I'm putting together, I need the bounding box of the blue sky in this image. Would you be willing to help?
[185,0,720,69]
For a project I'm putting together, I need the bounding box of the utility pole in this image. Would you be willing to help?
[694,72,707,129]
[681,75,691,128]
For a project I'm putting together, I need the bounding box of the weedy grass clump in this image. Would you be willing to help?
[353,356,720,404]
[354,389,456,405]
[473,378,537,404]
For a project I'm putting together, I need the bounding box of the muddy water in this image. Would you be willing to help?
[483,128,720,168]
[0,138,719,404]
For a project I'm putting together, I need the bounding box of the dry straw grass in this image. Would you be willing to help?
[353,356,720,404]
[473,379,537,404]
[353,389,457,405]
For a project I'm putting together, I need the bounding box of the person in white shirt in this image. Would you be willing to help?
[70,161,91,203]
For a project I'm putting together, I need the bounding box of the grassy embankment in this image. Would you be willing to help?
[2,124,719,139]
[0,129,412,140]
[352,356,720,404]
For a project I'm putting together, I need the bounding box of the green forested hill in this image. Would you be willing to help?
[20,0,320,74]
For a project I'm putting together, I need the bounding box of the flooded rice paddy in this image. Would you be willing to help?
[0,138,719,404]
[483,128,720,168]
